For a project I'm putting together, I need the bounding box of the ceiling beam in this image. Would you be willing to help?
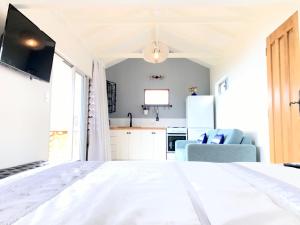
[10,0,295,8]
[99,53,218,59]
[14,6,246,24]
[158,28,223,56]
[57,17,246,25]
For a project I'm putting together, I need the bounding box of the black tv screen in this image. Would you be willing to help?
[0,4,56,82]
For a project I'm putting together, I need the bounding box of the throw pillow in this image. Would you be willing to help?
[211,134,225,144]
[197,133,208,144]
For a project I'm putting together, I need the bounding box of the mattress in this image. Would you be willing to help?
[1,161,300,225]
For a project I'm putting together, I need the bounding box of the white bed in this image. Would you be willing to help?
[1,161,300,225]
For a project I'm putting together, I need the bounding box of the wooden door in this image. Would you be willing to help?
[267,12,300,163]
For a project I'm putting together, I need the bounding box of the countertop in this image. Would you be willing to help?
[110,127,167,130]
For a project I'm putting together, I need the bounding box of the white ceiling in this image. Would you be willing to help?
[5,0,300,68]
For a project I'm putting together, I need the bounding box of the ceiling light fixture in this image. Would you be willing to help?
[143,25,169,64]
[143,41,169,64]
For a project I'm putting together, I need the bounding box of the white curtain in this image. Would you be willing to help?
[87,60,111,161]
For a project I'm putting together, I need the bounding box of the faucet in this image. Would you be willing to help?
[127,112,133,127]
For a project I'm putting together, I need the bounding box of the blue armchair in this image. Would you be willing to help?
[175,129,257,162]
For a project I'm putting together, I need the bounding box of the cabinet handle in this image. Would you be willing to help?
[151,132,156,134]
[126,132,131,134]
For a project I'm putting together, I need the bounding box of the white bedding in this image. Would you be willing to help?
[0,161,102,225]
[1,161,300,225]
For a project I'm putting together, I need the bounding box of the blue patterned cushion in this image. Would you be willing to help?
[211,134,225,144]
[207,129,219,144]
[197,133,208,144]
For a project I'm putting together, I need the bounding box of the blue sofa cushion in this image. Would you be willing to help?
[240,135,253,144]
[211,134,225,144]
[219,129,244,144]
[198,133,208,144]
[203,129,244,144]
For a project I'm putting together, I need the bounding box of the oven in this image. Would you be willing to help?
[167,127,187,152]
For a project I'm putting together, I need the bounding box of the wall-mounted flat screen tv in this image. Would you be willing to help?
[0,4,56,82]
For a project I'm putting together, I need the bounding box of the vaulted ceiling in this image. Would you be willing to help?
[5,0,300,68]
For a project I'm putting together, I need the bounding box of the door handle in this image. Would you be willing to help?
[289,101,300,106]
[289,90,300,112]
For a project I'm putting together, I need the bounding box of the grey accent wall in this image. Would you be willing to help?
[106,58,210,118]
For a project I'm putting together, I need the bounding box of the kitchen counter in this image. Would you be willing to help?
[110,127,166,130]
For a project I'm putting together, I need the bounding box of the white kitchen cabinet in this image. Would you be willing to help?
[129,131,144,159]
[110,130,130,160]
[110,129,166,160]
[153,130,167,160]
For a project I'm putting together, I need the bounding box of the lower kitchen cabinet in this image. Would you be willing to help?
[110,129,166,160]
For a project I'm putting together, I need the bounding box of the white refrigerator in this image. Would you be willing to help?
[186,96,214,140]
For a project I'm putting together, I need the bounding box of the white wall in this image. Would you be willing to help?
[211,7,300,162]
[211,42,270,162]
[0,66,50,169]
[0,3,93,168]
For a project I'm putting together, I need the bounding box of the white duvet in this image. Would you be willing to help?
[1,161,300,225]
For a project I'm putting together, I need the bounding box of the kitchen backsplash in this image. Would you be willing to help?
[109,118,186,128]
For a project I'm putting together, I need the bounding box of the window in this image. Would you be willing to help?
[49,54,88,163]
[144,89,169,105]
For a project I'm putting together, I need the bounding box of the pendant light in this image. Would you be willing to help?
[143,25,169,64]
[143,41,169,63]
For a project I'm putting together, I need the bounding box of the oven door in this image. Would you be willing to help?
[167,134,186,152]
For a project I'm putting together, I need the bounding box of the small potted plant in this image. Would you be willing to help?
[189,87,198,96]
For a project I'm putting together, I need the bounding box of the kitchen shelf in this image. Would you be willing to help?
[141,104,172,109]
